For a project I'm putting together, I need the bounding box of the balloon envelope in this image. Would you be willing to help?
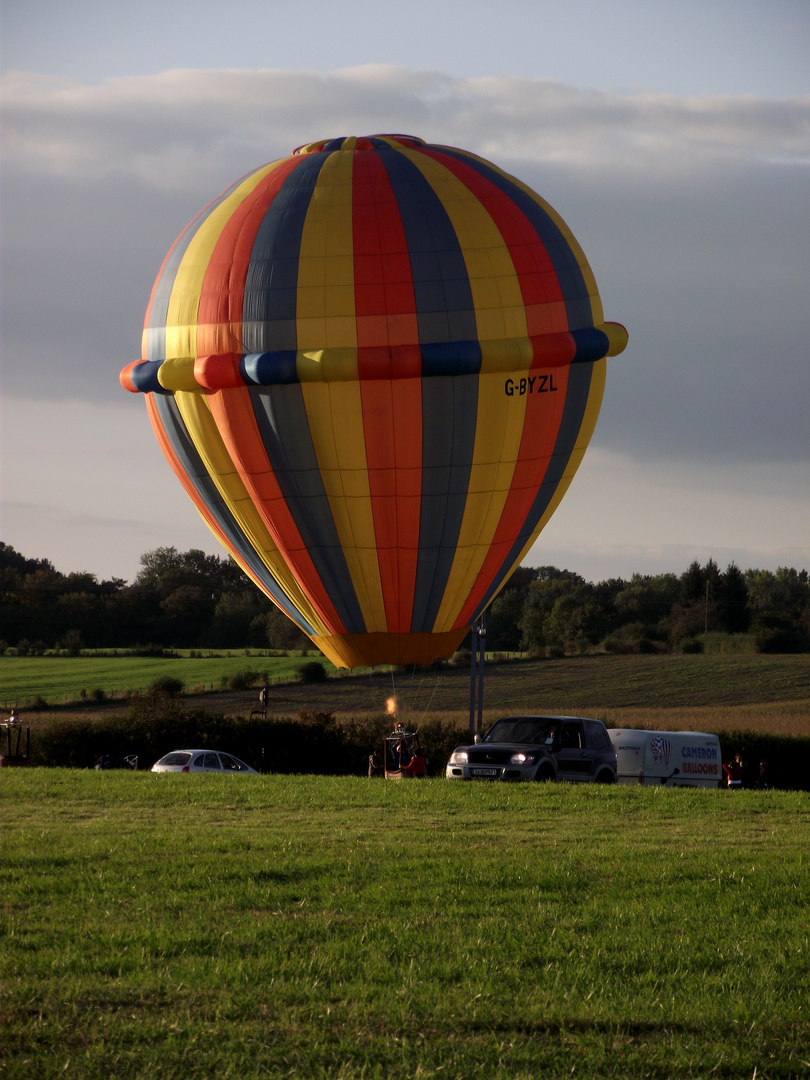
[121,135,627,668]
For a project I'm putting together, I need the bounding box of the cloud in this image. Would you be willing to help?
[4,68,808,185]
[2,65,809,474]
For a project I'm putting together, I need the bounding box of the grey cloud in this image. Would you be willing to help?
[2,67,808,468]
[5,69,808,184]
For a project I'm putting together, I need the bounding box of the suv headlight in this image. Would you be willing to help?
[510,752,536,766]
[449,750,469,765]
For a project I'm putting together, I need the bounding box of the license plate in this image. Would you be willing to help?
[470,767,499,777]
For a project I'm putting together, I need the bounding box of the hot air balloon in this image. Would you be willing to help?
[121,135,627,669]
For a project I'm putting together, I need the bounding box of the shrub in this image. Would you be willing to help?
[297,661,329,684]
[602,636,634,655]
[221,668,268,691]
[679,637,704,654]
[756,627,809,654]
[57,630,84,656]
[149,675,184,697]
[131,644,178,658]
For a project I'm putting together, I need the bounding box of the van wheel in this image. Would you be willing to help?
[535,763,554,783]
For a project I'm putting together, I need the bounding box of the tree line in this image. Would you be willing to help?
[1,542,808,657]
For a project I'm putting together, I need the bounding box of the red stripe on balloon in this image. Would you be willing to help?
[353,147,422,634]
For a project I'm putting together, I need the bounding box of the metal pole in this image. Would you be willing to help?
[469,624,477,733]
[476,611,486,736]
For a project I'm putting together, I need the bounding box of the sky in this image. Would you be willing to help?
[2,0,809,587]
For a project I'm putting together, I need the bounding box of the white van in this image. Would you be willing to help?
[607,729,722,788]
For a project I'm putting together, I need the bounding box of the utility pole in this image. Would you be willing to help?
[468,611,486,736]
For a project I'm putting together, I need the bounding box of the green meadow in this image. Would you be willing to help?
[0,651,321,708]
[2,772,808,1078]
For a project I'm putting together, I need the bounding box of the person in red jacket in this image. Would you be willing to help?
[401,748,427,778]
[723,752,747,788]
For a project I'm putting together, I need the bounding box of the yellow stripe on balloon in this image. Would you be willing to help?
[296,149,387,633]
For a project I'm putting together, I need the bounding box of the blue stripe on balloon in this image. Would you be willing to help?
[241,152,327,353]
[410,372,480,632]
[420,340,482,377]
[249,385,367,636]
[241,352,299,385]
[150,395,317,635]
[570,327,609,363]
[374,141,478,346]
[130,360,169,394]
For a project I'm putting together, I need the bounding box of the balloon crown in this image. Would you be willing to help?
[292,134,426,154]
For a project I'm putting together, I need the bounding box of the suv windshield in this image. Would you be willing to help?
[483,718,558,746]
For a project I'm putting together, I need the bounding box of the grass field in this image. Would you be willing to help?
[1,772,808,1079]
[0,651,326,708]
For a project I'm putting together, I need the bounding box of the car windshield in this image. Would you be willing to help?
[483,718,558,746]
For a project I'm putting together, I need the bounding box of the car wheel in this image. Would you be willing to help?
[595,769,616,784]
[534,763,555,783]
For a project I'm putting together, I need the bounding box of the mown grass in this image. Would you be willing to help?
[0,651,329,708]
[2,772,809,1078]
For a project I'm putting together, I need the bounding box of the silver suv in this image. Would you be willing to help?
[445,715,617,783]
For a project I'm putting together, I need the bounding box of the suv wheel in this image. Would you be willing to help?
[534,763,555,783]
[595,769,616,784]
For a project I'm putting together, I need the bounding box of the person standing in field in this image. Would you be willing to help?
[723,751,747,788]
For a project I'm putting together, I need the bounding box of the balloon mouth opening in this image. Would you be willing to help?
[121,323,627,395]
